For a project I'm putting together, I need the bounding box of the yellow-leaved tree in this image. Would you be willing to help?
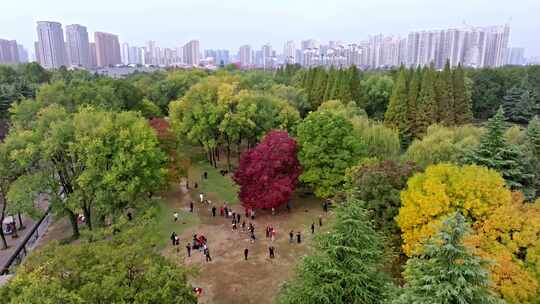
[468,192,540,303]
[396,163,511,256]
[397,164,540,303]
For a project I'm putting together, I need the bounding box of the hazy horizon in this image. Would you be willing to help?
[3,0,540,57]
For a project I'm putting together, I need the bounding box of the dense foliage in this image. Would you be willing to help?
[464,107,535,198]
[278,199,391,304]
[233,131,301,210]
[4,102,167,237]
[393,213,500,304]
[296,110,365,198]
[404,124,483,168]
[0,211,196,304]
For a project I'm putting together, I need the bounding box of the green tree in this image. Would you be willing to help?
[384,67,410,144]
[407,67,421,137]
[5,104,166,237]
[393,212,500,304]
[359,75,394,121]
[502,75,539,124]
[464,107,535,197]
[416,66,438,135]
[435,61,454,126]
[453,64,474,124]
[278,199,391,304]
[0,239,196,303]
[527,116,540,198]
[404,124,483,169]
[297,110,365,198]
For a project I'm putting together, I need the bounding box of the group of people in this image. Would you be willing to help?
[169,185,332,266]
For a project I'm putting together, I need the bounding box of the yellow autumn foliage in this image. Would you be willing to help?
[396,163,512,256]
[397,165,540,303]
[468,192,540,303]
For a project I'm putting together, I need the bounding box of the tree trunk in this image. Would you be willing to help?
[17,212,25,230]
[83,205,92,230]
[0,197,8,250]
[67,209,80,239]
[226,140,231,171]
[207,149,213,165]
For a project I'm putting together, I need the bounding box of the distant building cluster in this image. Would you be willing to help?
[0,21,532,70]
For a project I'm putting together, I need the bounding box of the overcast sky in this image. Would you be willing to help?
[2,0,540,57]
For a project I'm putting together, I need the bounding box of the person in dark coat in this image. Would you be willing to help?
[190,201,194,213]
[311,222,315,234]
[244,248,249,260]
[289,230,294,243]
[269,246,275,259]
[186,243,191,257]
[170,232,177,246]
[296,231,301,244]
[212,206,216,217]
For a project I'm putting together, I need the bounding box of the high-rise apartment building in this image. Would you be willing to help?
[183,40,200,66]
[121,42,130,65]
[65,24,90,68]
[261,43,273,69]
[88,42,97,68]
[283,40,296,64]
[94,31,121,67]
[36,21,68,69]
[238,45,252,67]
[0,39,20,64]
[507,47,525,65]
[17,44,28,63]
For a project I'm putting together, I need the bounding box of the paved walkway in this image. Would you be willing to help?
[0,195,49,270]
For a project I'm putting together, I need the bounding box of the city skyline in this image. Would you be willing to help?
[1,0,539,58]
[0,20,525,70]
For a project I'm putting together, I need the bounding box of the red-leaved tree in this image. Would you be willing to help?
[233,130,302,210]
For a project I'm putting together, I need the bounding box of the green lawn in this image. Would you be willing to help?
[185,150,240,206]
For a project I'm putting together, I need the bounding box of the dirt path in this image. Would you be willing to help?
[163,179,327,304]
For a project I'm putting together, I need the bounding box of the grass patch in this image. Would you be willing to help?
[153,199,200,248]
[187,159,239,206]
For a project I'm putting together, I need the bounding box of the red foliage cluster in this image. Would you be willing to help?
[233,131,302,210]
[148,118,173,141]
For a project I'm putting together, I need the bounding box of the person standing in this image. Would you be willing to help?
[271,207,275,216]
[170,232,177,246]
[244,248,249,260]
[319,215,323,227]
[269,246,275,259]
[296,231,302,244]
[241,221,246,232]
[224,206,229,218]
[289,230,294,243]
[286,200,291,213]
[251,209,255,220]
[271,228,276,242]
[190,201,194,213]
[311,222,315,234]
[199,193,204,203]
[186,243,192,257]
[236,213,240,223]
[323,201,328,213]
[212,206,216,217]
[174,212,179,222]
[232,222,237,231]
[205,249,212,262]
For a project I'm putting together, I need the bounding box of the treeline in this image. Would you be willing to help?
[384,62,473,143]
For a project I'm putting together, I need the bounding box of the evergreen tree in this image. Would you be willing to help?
[384,66,410,144]
[279,199,391,304]
[407,67,421,137]
[348,65,363,104]
[310,67,328,109]
[435,61,454,125]
[464,107,535,196]
[453,64,473,124]
[393,212,500,304]
[527,115,540,198]
[324,66,338,101]
[416,66,437,135]
[337,69,353,103]
[502,75,539,124]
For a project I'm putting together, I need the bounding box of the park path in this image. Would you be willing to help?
[163,178,327,304]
